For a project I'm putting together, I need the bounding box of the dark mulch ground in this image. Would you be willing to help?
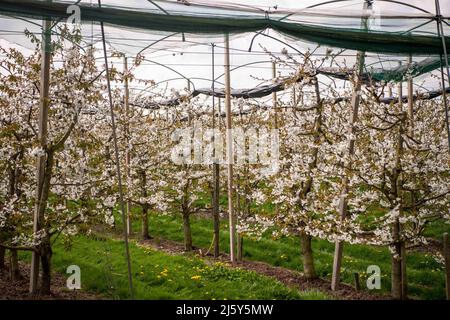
[0,262,103,300]
[138,237,390,300]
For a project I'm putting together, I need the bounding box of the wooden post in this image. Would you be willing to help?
[330,50,364,289]
[99,1,134,297]
[407,55,414,130]
[124,56,132,236]
[398,61,403,105]
[224,33,236,263]
[444,233,450,300]
[272,61,278,128]
[292,86,296,107]
[331,0,371,291]
[435,0,450,152]
[30,12,52,294]
[211,44,220,258]
[353,273,361,291]
[272,61,279,217]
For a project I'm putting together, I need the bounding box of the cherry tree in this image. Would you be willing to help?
[0,27,107,294]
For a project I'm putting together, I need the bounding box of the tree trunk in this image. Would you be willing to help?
[237,233,243,261]
[212,164,220,258]
[391,218,408,299]
[31,151,54,295]
[400,241,407,299]
[391,111,407,300]
[182,212,193,251]
[39,238,52,295]
[391,243,402,299]
[300,233,317,279]
[140,171,150,240]
[10,249,22,280]
[142,205,150,240]
[0,247,5,270]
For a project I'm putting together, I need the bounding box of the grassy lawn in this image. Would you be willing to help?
[21,235,329,300]
[132,212,448,300]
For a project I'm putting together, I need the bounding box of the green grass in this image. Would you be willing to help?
[423,220,450,240]
[130,212,448,300]
[21,235,329,300]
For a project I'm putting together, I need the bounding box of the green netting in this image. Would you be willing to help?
[370,57,446,82]
[0,0,449,55]
[317,57,450,83]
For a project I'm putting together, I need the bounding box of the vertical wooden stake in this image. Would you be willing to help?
[211,44,220,258]
[331,0,371,291]
[353,273,361,291]
[272,61,279,218]
[30,13,52,295]
[224,33,236,263]
[407,55,414,131]
[272,61,278,128]
[124,56,132,236]
[330,49,365,290]
[398,61,403,105]
[98,0,134,298]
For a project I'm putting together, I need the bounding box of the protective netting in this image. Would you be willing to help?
[0,0,449,99]
[0,0,449,55]
[134,77,450,109]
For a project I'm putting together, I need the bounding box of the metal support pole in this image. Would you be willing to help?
[224,33,236,263]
